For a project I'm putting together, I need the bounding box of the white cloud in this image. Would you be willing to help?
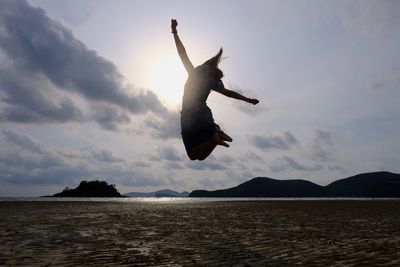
[310,129,335,162]
[0,129,163,188]
[249,131,298,151]
[270,156,322,173]
[0,0,172,131]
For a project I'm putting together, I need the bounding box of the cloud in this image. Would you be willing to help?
[228,83,264,115]
[149,146,233,171]
[219,155,236,165]
[164,161,184,170]
[0,129,72,184]
[0,129,163,187]
[186,157,226,171]
[261,129,344,173]
[150,145,184,162]
[310,129,334,162]
[0,0,169,131]
[328,164,346,173]
[89,105,131,131]
[241,151,265,163]
[270,156,322,172]
[143,111,181,139]
[0,66,84,123]
[2,129,49,155]
[80,146,124,163]
[249,131,298,151]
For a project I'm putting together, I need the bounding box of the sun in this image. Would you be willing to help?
[150,57,187,107]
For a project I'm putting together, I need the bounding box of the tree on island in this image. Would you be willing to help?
[52,180,124,197]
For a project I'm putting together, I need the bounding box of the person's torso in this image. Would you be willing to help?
[182,73,212,111]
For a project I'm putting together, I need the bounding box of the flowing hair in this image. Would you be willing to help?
[203,47,224,78]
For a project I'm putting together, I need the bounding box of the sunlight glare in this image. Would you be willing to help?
[150,58,187,107]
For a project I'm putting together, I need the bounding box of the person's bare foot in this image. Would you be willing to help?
[218,130,233,142]
[217,139,230,147]
[213,132,230,147]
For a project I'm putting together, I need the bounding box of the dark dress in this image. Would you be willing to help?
[180,65,225,153]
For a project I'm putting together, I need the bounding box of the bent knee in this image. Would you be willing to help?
[189,155,198,161]
[196,155,207,161]
[188,152,198,161]
[188,151,207,161]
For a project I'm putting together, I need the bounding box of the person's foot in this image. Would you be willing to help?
[217,139,230,147]
[218,130,233,142]
[213,132,230,147]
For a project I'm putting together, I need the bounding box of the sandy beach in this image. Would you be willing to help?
[1,200,400,266]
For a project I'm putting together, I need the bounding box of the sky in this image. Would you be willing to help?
[0,0,399,196]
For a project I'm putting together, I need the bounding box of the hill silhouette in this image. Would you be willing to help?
[326,172,400,197]
[191,178,325,198]
[52,180,124,197]
[190,172,400,198]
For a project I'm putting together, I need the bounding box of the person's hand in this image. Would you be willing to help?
[171,19,178,33]
[248,98,259,105]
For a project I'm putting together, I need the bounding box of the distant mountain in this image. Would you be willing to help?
[189,172,400,198]
[191,178,325,198]
[325,172,400,197]
[125,189,189,198]
[51,180,124,197]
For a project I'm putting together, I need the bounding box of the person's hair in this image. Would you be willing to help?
[203,47,224,79]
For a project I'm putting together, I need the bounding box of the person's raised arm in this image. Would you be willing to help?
[171,19,194,75]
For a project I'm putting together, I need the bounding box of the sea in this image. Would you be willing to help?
[1,196,399,202]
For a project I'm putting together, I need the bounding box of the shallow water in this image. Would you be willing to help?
[1,200,400,266]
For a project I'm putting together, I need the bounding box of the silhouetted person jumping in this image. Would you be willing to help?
[172,19,259,161]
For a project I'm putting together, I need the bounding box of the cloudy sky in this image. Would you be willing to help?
[0,0,399,196]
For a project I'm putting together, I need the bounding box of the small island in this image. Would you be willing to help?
[51,180,124,197]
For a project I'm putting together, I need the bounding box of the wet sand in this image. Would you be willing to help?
[1,200,400,266]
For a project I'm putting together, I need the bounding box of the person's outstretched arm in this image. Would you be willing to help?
[217,87,259,105]
[171,19,194,75]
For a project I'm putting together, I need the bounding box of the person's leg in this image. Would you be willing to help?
[188,132,229,160]
[188,133,218,160]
